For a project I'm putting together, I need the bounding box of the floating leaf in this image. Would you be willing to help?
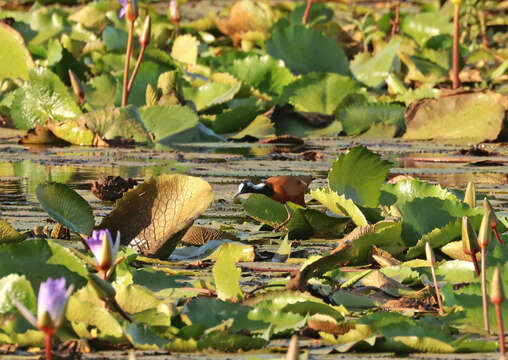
[310,187,367,226]
[99,174,213,257]
[281,72,361,115]
[84,74,118,108]
[267,21,349,75]
[401,12,453,45]
[351,38,401,88]
[79,105,152,144]
[212,243,244,301]
[139,105,199,144]
[230,115,275,140]
[181,80,241,112]
[0,23,34,81]
[403,92,506,141]
[329,146,392,208]
[126,323,166,350]
[198,331,268,351]
[10,67,82,130]
[0,274,35,315]
[0,220,26,244]
[0,240,87,291]
[46,119,94,146]
[212,105,259,134]
[35,182,94,235]
[340,103,405,137]
[227,54,293,96]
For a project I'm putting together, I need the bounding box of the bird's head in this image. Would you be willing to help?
[234,181,273,199]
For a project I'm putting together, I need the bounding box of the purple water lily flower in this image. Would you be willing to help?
[85,229,120,272]
[118,0,128,18]
[12,277,74,331]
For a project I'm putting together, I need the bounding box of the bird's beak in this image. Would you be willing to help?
[233,191,242,199]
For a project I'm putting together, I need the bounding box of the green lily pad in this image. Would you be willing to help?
[403,92,506,141]
[351,38,401,88]
[310,187,367,226]
[0,239,87,292]
[227,54,293,96]
[35,182,94,235]
[10,67,82,130]
[79,105,152,144]
[0,23,34,81]
[230,115,275,140]
[198,331,268,351]
[138,105,199,144]
[84,74,119,109]
[281,72,361,115]
[401,12,453,45]
[99,174,214,258]
[125,323,167,350]
[46,119,94,146]
[184,297,266,333]
[0,274,36,315]
[340,103,405,137]
[211,105,259,134]
[267,20,349,75]
[329,146,392,208]
[212,243,244,301]
[181,79,241,112]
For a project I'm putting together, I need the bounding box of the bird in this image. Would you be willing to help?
[234,175,313,231]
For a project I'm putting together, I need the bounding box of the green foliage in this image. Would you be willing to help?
[35,182,94,235]
[10,67,82,130]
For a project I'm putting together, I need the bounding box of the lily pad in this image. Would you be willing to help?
[10,67,82,130]
[0,274,35,315]
[171,34,199,65]
[329,146,392,208]
[212,243,244,301]
[403,92,506,141]
[0,24,34,81]
[281,72,361,115]
[35,182,94,235]
[350,38,401,88]
[181,79,241,112]
[310,187,367,226]
[340,103,405,137]
[138,105,199,144]
[99,174,214,258]
[227,54,293,96]
[401,12,453,45]
[267,20,349,76]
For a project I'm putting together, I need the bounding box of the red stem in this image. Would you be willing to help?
[45,332,52,360]
[492,226,503,245]
[452,4,460,89]
[471,253,480,277]
[127,44,147,94]
[302,0,313,25]
[122,20,135,107]
[431,265,444,315]
[495,303,506,356]
[481,247,490,333]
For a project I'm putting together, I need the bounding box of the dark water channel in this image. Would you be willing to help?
[1,128,507,359]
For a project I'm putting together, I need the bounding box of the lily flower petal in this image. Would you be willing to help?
[37,278,73,329]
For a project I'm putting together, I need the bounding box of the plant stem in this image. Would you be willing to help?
[492,226,503,245]
[45,332,52,360]
[391,0,401,37]
[302,0,313,25]
[479,10,489,49]
[494,303,506,356]
[481,247,490,333]
[452,3,460,89]
[471,254,480,277]
[431,265,444,315]
[122,19,135,107]
[127,43,147,94]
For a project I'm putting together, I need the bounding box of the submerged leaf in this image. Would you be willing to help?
[99,174,213,257]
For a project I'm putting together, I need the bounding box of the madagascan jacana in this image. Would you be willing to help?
[234,175,313,231]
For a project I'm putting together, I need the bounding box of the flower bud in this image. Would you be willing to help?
[462,216,479,255]
[490,267,504,305]
[68,70,84,103]
[85,229,120,272]
[464,181,476,208]
[126,0,138,22]
[478,209,491,249]
[169,0,180,26]
[139,15,151,46]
